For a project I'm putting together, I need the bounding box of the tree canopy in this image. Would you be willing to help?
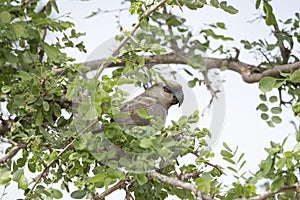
[1,0,300,199]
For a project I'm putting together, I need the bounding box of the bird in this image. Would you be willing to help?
[112,80,184,127]
[90,80,184,163]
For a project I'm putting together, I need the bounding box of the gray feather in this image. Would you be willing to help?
[113,80,184,127]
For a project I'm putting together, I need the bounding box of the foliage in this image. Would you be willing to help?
[0,0,300,199]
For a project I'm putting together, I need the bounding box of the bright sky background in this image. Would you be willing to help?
[2,0,300,199]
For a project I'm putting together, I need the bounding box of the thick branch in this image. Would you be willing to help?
[0,143,26,164]
[92,180,126,200]
[178,171,201,180]
[80,52,300,83]
[147,170,213,200]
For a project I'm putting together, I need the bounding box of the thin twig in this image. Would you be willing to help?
[81,52,300,83]
[0,183,7,200]
[85,7,129,18]
[94,0,168,79]
[258,48,274,67]
[0,143,26,164]
[191,150,224,175]
[164,7,180,53]
[272,19,290,64]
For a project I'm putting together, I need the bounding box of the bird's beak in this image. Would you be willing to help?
[174,89,184,107]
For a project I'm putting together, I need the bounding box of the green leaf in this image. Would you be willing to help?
[269,96,278,103]
[255,0,261,9]
[50,0,59,13]
[12,169,23,181]
[296,128,300,142]
[4,52,18,63]
[271,177,284,192]
[137,108,151,120]
[220,1,238,14]
[221,150,233,158]
[188,78,198,88]
[259,77,276,92]
[19,71,32,81]
[17,158,27,167]
[48,188,63,199]
[256,103,268,112]
[0,11,11,23]
[270,107,282,114]
[140,138,152,148]
[73,140,86,151]
[239,160,246,170]
[136,173,148,185]
[210,0,219,8]
[290,68,300,82]
[87,174,104,183]
[1,85,11,93]
[69,152,81,160]
[262,157,273,176]
[35,109,44,126]
[271,116,282,124]
[237,152,245,163]
[140,19,150,31]
[53,103,61,117]
[223,157,235,164]
[261,113,269,120]
[18,174,28,190]
[43,43,62,62]
[116,78,137,85]
[195,173,211,194]
[119,157,131,167]
[216,22,225,29]
[43,101,50,112]
[263,2,276,26]
[0,167,11,184]
[11,23,25,38]
[222,142,232,152]
[275,157,285,169]
[227,166,237,173]
[71,190,87,199]
[107,160,118,168]
[284,151,293,158]
[267,120,275,127]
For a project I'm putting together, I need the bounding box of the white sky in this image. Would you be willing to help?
[2,0,300,199]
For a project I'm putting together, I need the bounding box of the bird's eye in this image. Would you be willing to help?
[163,86,171,93]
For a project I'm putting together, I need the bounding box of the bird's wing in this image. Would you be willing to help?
[113,95,167,127]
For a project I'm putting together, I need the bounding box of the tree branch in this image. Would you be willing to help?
[92,180,126,200]
[235,184,297,200]
[0,143,26,164]
[80,53,300,83]
[272,18,290,64]
[147,170,213,200]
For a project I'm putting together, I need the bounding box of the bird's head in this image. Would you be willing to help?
[162,80,184,107]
